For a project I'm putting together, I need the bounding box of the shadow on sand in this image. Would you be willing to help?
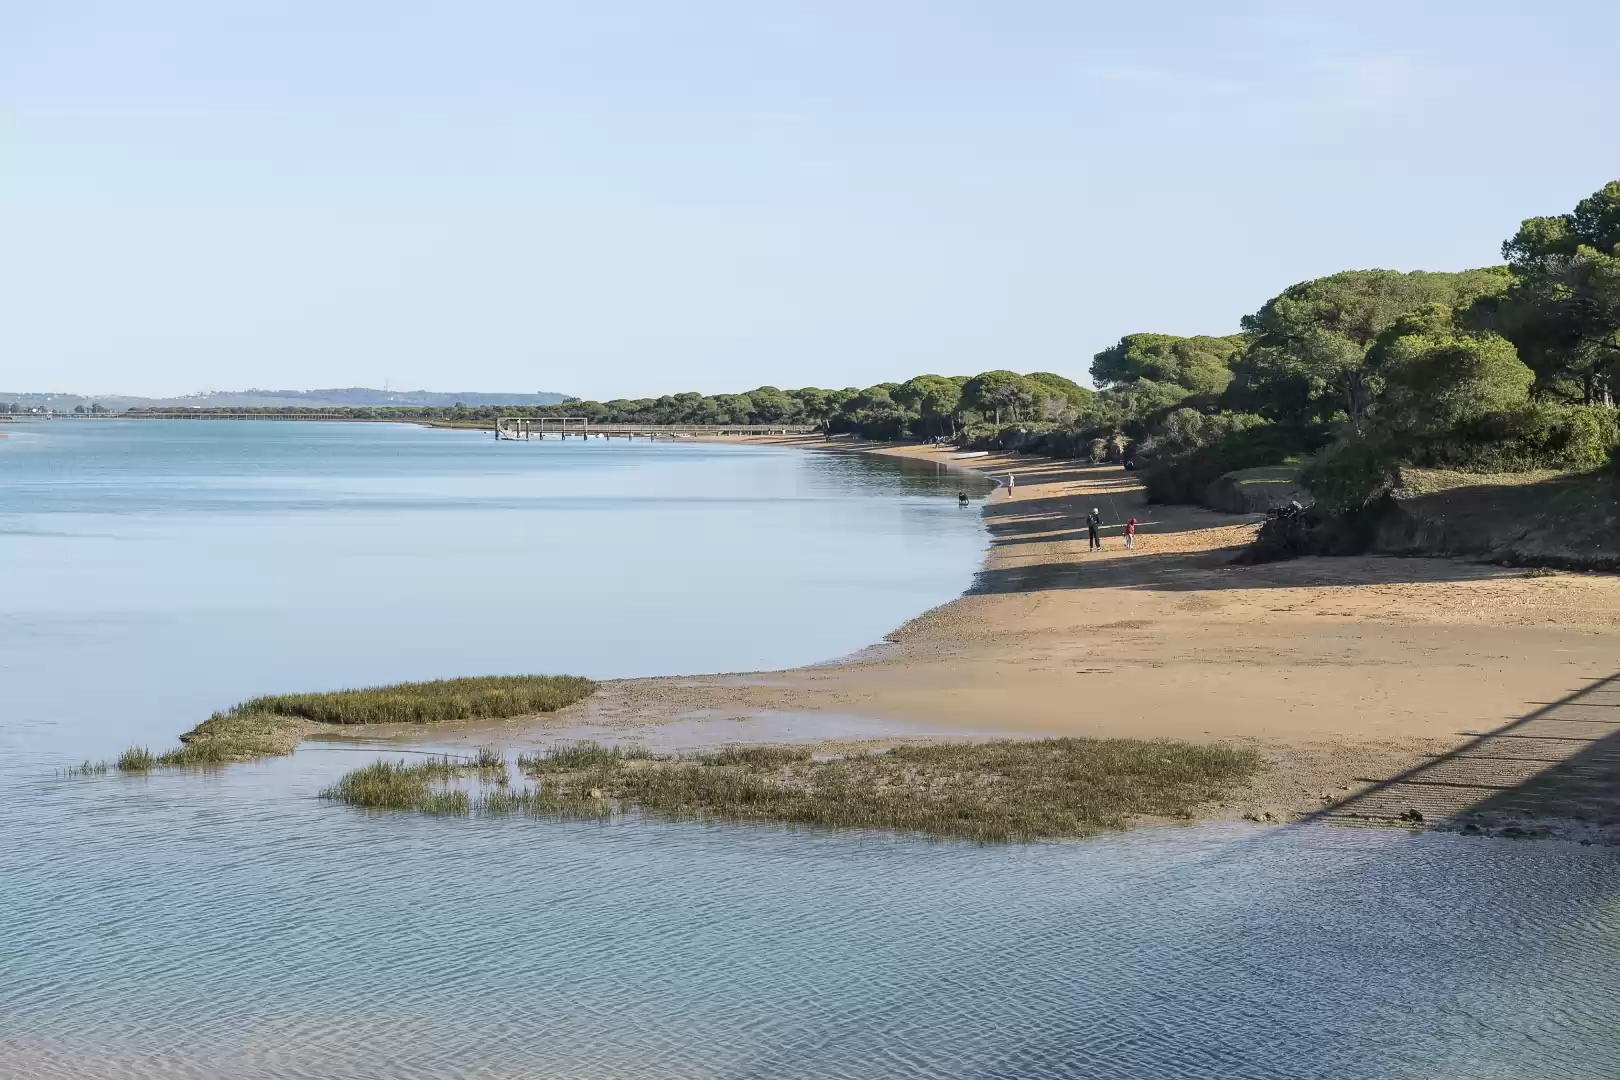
[967,458,1545,595]
[1306,671,1620,839]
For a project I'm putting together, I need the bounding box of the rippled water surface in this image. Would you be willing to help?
[4,421,1620,1079]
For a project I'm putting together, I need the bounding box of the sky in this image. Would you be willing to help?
[4,1,1620,400]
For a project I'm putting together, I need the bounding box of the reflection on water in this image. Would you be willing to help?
[5,423,1620,1078]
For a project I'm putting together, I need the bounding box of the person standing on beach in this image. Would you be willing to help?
[1086,508,1102,551]
[1125,517,1137,550]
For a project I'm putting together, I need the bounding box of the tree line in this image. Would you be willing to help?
[1042,179,1620,510]
[126,371,1097,441]
[121,180,1619,514]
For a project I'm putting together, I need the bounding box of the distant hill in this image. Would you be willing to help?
[1,388,573,413]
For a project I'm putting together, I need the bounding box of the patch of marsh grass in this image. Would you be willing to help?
[62,760,109,777]
[328,737,1264,843]
[158,711,309,766]
[232,675,597,726]
[319,758,473,813]
[129,673,595,773]
[517,740,634,773]
[692,744,813,769]
[115,747,156,772]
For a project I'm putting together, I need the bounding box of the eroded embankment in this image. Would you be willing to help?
[1373,467,1620,570]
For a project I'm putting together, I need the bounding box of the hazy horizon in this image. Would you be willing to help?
[6,2,1619,399]
[0,386,575,407]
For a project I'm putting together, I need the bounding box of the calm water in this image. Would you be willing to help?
[4,421,1620,1079]
[0,420,990,766]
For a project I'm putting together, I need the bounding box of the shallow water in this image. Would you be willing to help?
[7,755,1620,1080]
[4,421,1620,1079]
[0,420,990,766]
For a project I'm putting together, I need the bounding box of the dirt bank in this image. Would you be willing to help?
[1374,466,1620,571]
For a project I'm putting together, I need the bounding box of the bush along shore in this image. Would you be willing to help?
[320,737,1265,844]
[96,675,598,773]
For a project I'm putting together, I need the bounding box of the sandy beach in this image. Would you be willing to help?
[464,435,1620,836]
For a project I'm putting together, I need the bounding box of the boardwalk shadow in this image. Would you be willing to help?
[1309,672,1620,840]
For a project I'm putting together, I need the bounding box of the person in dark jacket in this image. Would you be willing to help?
[1086,508,1102,551]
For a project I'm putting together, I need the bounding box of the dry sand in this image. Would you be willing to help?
[477,436,1620,836]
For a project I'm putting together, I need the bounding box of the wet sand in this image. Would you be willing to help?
[407,436,1620,834]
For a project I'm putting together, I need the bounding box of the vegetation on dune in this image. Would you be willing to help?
[233,674,597,726]
[323,738,1264,844]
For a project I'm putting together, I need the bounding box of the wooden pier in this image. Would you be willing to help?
[70,411,822,440]
[494,418,819,440]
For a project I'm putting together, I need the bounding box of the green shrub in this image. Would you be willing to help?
[1559,404,1620,471]
[1302,436,1402,513]
[1407,403,1619,473]
[1136,409,1270,462]
[1143,423,1329,505]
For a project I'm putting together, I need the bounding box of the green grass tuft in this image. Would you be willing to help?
[232,675,597,726]
[518,740,636,772]
[319,758,470,812]
[116,747,157,772]
[691,744,813,769]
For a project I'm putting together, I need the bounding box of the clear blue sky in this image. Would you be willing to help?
[5,1,1619,399]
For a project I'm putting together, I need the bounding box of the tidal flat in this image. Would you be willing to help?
[321,738,1264,843]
